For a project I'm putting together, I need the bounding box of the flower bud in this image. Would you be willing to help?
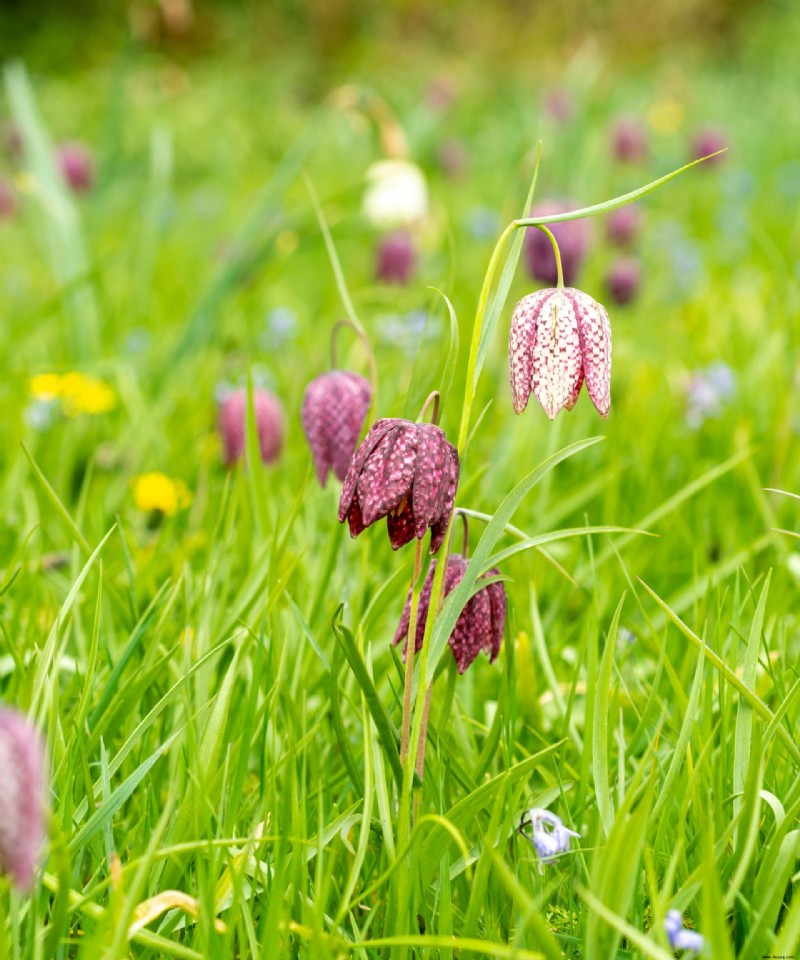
[302,370,371,486]
[606,205,642,247]
[217,388,285,466]
[691,126,728,165]
[56,141,94,193]
[610,116,649,164]
[606,257,641,305]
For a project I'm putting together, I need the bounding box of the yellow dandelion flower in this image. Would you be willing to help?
[133,472,193,516]
[30,373,63,401]
[60,372,117,417]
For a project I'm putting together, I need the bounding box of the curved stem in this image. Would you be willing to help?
[457,509,469,558]
[535,224,564,288]
[418,390,441,426]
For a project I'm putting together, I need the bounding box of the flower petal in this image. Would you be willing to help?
[570,288,611,418]
[338,418,400,524]
[530,290,583,420]
[412,424,449,540]
[509,289,552,414]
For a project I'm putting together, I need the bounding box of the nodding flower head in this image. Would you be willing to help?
[509,287,611,420]
[606,205,643,247]
[607,257,642,306]
[664,911,705,954]
[0,708,47,891]
[524,200,590,287]
[217,387,285,466]
[375,231,417,285]
[610,116,649,164]
[338,418,458,554]
[518,808,580,864]
[362,160,429,231]
[394,554,506,673]
[56,141,94,194]
[691,126,728,165]
[302,370,372,486]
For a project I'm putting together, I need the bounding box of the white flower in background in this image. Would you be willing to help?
[362,160,428,231]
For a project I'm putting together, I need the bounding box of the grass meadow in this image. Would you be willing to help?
[0,4,799,957]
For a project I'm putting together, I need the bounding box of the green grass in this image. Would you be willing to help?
[0,7,799,958]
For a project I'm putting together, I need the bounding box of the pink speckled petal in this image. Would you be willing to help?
[329,372,373,483]
[509,289,552,414]
[338,418,400,524]
[356,424,417,526]
[412,424,448,540]
[0,709,46,891]
[429,444,459,554]
[530,289,583,420]
[570,288,612,418]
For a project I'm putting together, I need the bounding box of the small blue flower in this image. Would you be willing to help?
[664,910,704,954]
[518,808,580,864]
[466,206,501,241]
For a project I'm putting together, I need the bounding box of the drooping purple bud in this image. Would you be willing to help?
[606,257,641,305]
[509,287,611,419]
[606,205,642,247]
[436,138,468,179]
[394,554,506,673]
[301,370,372,486]
[543,88,575,124]
[217,388,285,466]
[524,200,590,287]
[338,418,458,554]
[0,708,47,891]
[691,126,728,165]
[0,178,17,220]
[375,231,417,285]
[610,116,649,164]
[56,141,94,193]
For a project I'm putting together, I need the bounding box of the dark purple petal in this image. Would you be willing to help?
[356,423,417,526]
[375,231,417,285]
[450,587,492,673]
[412,424,448,540]
[387,503,418,550]
[338,418,400,524]
[429,444,459,554]
[484,573,507,662]
[524,199,590,286]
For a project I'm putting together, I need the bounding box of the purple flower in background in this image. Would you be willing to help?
[376,231,417,285]
[4,123,23,159]
[606,257,641,305]
[606,205,642,247]
[610,116,649,164]
[0,708,47,891]
[691,126,728,165]
[543,87,575,124]
[56,141,94,193]
[524,199,590,287]
[338,418,458,554]
[510,287,611,419]
[664,911,704,954]
[684,362,736,429]
[518,808,580,864]
[302,370,372,486]
[436,138,468,178]
[394,554,506,672]
[217,387,285,466]
[0,178,17,219]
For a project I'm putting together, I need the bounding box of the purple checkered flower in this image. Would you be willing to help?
[0,708,47,891]
[664,911,704,954]
[610,116,649,164]
[607,257,641,305]
[524,199,590,286]
[509,287,612,419]
[394,554,506,673]
[518,808,580,864]
[56,142,94,194]
[606,205,642,247]
[375,231,417,285]
[338,418,458,553]
[217,387,285,466]
[302,370,372,486]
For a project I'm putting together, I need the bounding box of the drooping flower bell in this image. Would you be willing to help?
[375,230,417,285]
[518,808,580,865]
[509,287,611,419]
[56,141,94,193]
[606,257,641,305]
[338,418,458,553]
[362,160,429,231]
[606,205,642,247]
[691,126,728,166]
[394,553,506,673]
[217,387,285,466]
[664,911,705,954]
[0,708,47,891]
[524,200,590,287]
[302,371,372,486]
[610,116,649,164]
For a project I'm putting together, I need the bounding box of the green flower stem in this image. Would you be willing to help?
[535,224,564,288]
